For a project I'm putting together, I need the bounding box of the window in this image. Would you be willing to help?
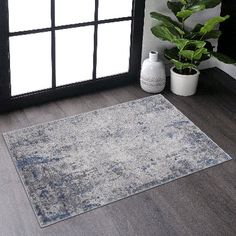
[0,0,145,112]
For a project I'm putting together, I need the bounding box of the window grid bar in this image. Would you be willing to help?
[8,17,133,37]
[51,0,56,88]
[92,0,99,80]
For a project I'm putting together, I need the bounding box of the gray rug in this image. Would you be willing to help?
[3,95,231,227]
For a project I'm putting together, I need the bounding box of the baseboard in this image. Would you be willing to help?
[214,59,236,80]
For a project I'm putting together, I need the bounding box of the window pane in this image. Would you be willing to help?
[55,0,95,26]
[56,27,94,86]
[10,33,52,96]
[8,0,51,32]
[97,21,131,78]
[98,0,133,20]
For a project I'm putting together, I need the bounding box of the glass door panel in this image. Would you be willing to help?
[8,0,51,32]
[55,0,95,26]
[1,0,145,112]
[56,27,94,86]
[98,0,133,20]
[9,33,52,96]
[97,21,132,78]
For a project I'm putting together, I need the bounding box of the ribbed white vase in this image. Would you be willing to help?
[140,51,166,94]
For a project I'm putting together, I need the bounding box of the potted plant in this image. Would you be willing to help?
[151,0,236,96]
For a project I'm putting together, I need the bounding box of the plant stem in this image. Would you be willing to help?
[182,21,185,33]
[190,58,193,74]
[200,33,205,40]
[179,54,183,74]
[181,20,184,74]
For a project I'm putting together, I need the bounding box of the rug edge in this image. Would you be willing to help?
[159,97,233,161]
[39,156,232,227]
[2,133,45,228]
[2,95,164,137]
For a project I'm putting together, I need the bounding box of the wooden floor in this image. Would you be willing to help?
[0,68,235,236]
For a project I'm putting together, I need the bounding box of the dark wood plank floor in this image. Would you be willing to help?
[0,68,235,236]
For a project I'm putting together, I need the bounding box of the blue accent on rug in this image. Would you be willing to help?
[3,95,232,227]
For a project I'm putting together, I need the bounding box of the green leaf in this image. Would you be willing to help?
[172,38,206,51]
[200,15,230,35]
[189,4,206,12]
[174,26,185,35]
[189,40,206,48]
[179,0,188,4]
[203,30,222,39]
[177,4,205,20]
[196,0,221,9]
[185,24,203,39]
[177,10,193,20]
[193,48,208,60]
[164,47,179,61]
[179,48,209,61]
[211,52,236,64]
[179,50,195,60]
[187,24,221,40]
[200,41,213,61]
[150,12,181,28]
[171,59,196,70]
[151,25,179,42]
[193,23,204,32]
[173,39,190,50]
[185,32,197,40]
[167,1,183,21]
[178,39,206,49]
[179,47,209,62]
[150,12,185,36]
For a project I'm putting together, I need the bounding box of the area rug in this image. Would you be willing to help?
[3,95,232,227]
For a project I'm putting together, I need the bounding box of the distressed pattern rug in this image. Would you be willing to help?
[3,95,231,227]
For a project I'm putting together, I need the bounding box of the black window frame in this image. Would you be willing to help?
[0,0,145,113]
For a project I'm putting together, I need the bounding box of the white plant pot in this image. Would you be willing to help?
[170,67,200,96]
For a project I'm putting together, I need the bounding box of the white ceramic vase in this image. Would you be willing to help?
[170,67,200,96]
[140,51,166,93]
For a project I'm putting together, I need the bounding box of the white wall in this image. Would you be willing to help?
[141,0,236,79]
[214,60,236,79]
